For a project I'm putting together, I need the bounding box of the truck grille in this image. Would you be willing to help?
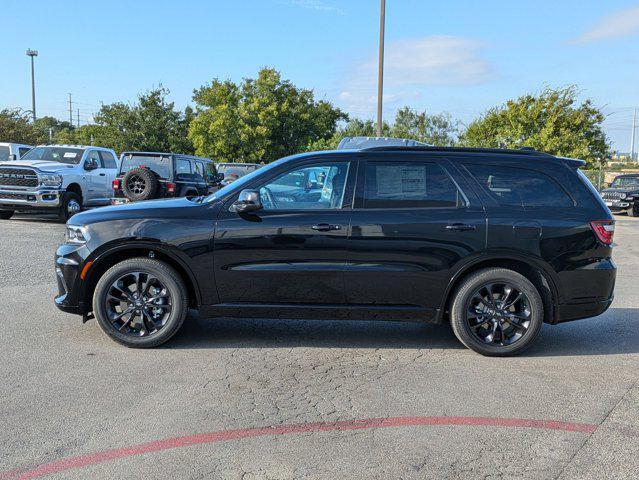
[0,193,28,200]
[0,168,38,187]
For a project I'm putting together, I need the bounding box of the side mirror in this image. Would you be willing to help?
[217,172,225,182]
[84,158,98,171]
[231,189,262,213]
[8,154,17,161]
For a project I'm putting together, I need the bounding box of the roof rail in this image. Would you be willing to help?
[360,146,553,156]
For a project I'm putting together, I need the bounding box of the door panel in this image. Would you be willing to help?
[345,157,486,317]
[213,159,355,305]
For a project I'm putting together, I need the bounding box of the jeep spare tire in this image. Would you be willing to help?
[122,167,159,201]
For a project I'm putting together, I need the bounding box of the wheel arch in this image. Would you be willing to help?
[66,182,83,200]
[440,253,561,325]
[80,242,201,313]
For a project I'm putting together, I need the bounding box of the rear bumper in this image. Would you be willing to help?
[556,297,614,323]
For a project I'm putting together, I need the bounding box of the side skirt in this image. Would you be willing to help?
[199,303,442,324]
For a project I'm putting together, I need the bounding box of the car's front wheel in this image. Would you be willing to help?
[628,204,638,217]
[450,268,544,356]
[92,258,188,348]
[59,192,82,222]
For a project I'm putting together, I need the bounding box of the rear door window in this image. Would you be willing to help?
[175,158,192,180]
[362,160,465,209]
[99,151,117,169]
[464,164,574,207]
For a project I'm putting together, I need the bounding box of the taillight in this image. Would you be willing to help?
[167,182,176,194]
[112,179,121,191]
[590,220,615,245]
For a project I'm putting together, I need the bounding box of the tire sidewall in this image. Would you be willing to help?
[450,269,544,356]
[92,258,187,348]
[59,193,82,222]
[0,210,14,220]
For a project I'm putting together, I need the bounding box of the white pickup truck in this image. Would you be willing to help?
[0,142,34,161]
[0,144,119,221]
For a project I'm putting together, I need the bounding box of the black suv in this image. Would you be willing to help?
[600,174,639,217]
[55,147,616,356]
[112,152,221,204]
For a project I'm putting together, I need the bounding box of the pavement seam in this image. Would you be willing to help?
[553,376,639,480]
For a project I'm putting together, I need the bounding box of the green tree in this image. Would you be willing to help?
[460,86,610,164]
[0,109,40,144]
[189,68,347,163]
[56,87,196,154]
[392,107,459,146]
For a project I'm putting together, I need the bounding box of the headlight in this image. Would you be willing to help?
[620,193,627,199]
[39,174,63,187]
[65,225,90,244]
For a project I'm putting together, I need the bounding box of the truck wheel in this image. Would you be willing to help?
[0,210,14,220]
[122,167,158,201]
[628,205,638,217]
[59,193,82,222]
[92,258,188,348]
[450,268,544,356]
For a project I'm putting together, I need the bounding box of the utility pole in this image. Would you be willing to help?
[68,93,73,126]
[376,0,386,137]
[631,107,637,162]
[26,49,38,121]
[76,108,80,128]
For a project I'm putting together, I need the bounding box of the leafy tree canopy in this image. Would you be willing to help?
[460,86,609,165]
[189,68,347,163]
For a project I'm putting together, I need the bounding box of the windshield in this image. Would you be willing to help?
[611,176,639,188]
[0,146,9,162]
[206,157,288,202]
[120,154,171,178]
[22,146,85,164]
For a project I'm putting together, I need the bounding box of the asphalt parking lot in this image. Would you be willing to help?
[0,214,637,479]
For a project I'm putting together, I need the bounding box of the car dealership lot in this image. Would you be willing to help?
[0,216,637,479]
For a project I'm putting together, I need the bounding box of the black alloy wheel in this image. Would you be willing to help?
[466,282,531,346]
[105,271,172,337]
[450,268,543,356]
[93,258,188,348]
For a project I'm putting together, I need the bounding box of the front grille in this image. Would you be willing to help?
[0,168,38,187]
[602,191,624,200]
[0,193,28,200]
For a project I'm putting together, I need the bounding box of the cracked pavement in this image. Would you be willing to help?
[0,214,637,479]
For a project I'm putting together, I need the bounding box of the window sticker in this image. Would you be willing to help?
[376,165,427,197]
[63,152,78,158]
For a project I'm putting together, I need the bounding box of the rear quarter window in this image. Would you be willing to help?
[464,164,574,208]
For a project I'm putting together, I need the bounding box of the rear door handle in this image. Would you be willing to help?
[312,223,342,231]
[445,223,476,232]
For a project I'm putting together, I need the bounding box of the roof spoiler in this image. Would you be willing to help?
[557,157,587,168]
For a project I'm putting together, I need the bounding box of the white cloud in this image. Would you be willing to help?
[283,0,345,15]
[337,36,493,116]
[574,6,639,43]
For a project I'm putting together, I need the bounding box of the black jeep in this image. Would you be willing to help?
[112,152,221,204]
[600,174,639,216]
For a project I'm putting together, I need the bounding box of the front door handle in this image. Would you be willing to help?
[99,173,106,176]
[312,223,342,232]
[445,223,476,232]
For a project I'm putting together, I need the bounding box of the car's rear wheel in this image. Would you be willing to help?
[0,210,14,220]
[450,268,544,356]
[92,258,188,348]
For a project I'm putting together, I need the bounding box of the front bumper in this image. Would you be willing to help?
[0,187,62,209]
[54,243,88,316]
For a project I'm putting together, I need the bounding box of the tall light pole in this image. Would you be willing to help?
[26,49,38,121]
[631,107,637,162]
[376,0,386,137]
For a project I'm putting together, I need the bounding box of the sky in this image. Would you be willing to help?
[1,0,638,151]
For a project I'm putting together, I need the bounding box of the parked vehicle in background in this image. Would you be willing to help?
[599,174,639,217]
[0,142,33,161]
[337,136,430,149]
[55,146,616,356]
[216,163,261,186]
[0,144,119,221]
[112,152,221,204]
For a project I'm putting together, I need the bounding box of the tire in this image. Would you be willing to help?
[122,167,159,201]
[450,268,544,356]
[92,258,188,348]
[628,205,638,217]
[0,210,14,220]
[58,192,82,222]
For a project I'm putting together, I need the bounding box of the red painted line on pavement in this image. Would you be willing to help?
[1,416,597,479]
